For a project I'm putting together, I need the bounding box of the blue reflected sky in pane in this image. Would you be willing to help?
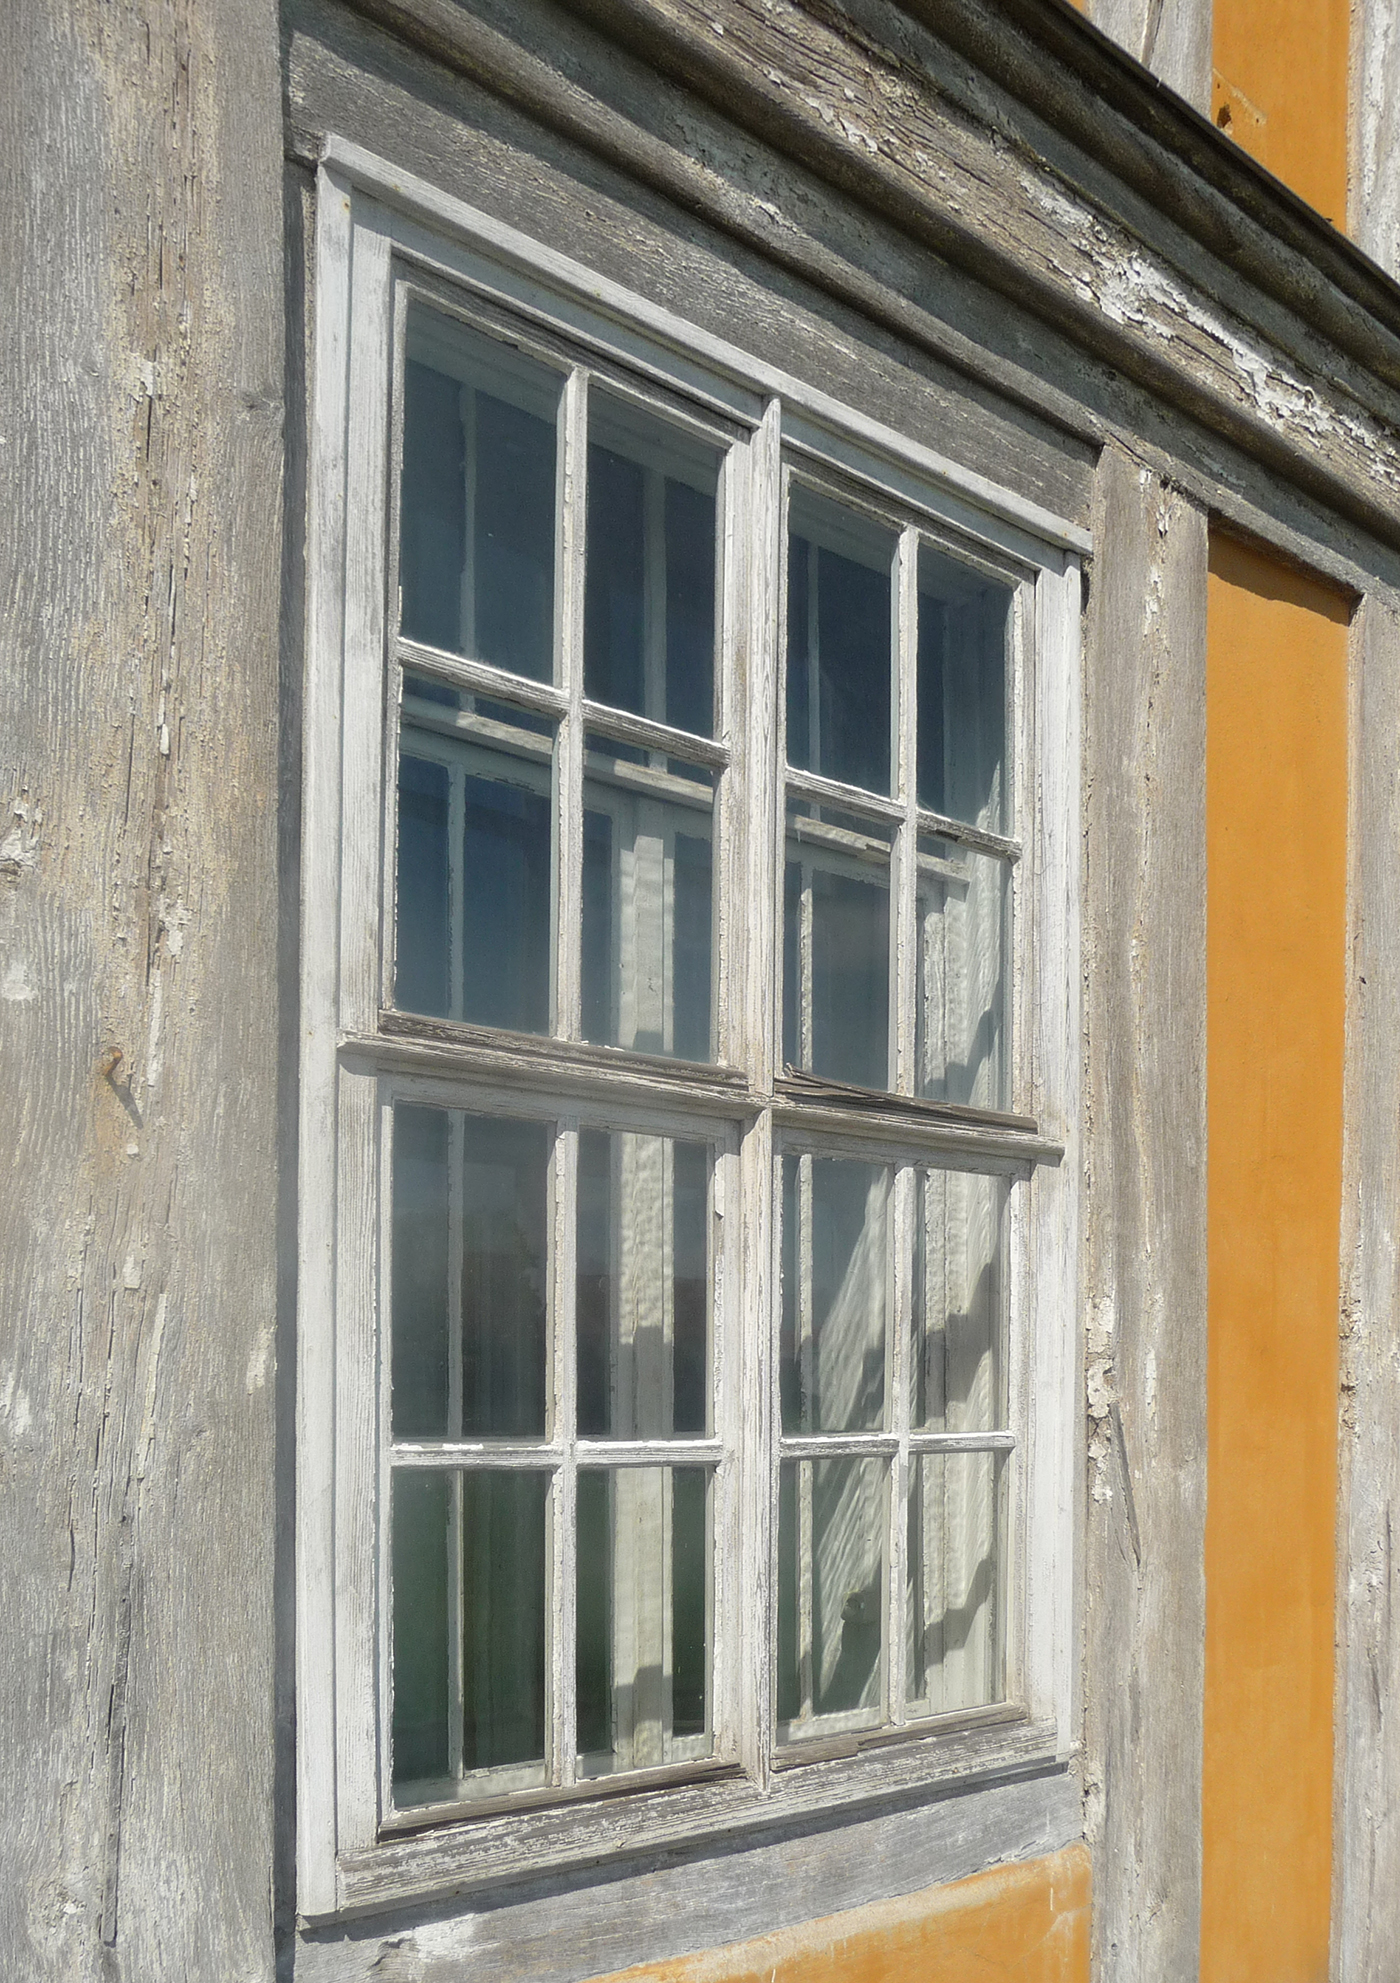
[401,310,561,682]
[786,485,895,797]
[584,392,720,739]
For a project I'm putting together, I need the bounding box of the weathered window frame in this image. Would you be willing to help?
[297,137,1085,1922]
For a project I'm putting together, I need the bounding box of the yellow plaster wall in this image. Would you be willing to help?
[583,1845,1090,1983]
[1211,0,1350,224]
[1202,536,1349,1983]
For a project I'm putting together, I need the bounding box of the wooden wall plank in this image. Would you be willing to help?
[1088,0,1212,113]
[1353,0,1400,277]
[1081,445,1208,1980]
[1332,589,1400,1981]
[0,0,284,1973]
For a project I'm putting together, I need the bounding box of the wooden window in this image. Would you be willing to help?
[298,143,1084,1917]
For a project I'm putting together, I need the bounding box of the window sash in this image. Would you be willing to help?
[299,157,1083,1915]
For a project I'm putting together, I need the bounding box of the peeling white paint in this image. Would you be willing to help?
[245,1324,273,1394]
[159,894,191,959]
[0,1369,33,1437]
[1087,1357,1115,1419]
[145,962,165,1091]
[1,956,38,1003]
[1018,170,1400,493]
[136,1293,169,1483]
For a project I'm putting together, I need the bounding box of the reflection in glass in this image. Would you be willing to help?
[783,803,890,1090]
[781,1155,889,1435]
[787,486,895,796]
[582,738,713,1060]
[917,544,1011,833]
[577,1467,712,1774]
[913,1169,1007,1433]
[778,1458,886,1726]
[391,1105,550,1440]
[396,677,554,1033]
[400,309,560,681]
[577,1130,710,1438]
[916,833,1009,1110]
[585,393,720,739]
[906,1452,1001,1715]
[391,1468,549,1798]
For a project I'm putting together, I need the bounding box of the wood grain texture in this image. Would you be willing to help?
[290,0,1400,592]
[513,0,1400,540]
[1332,589,1400,1982]
[1353,0,1400,278]
[284,0,1100,525]
[1087,0,1211,111]
[0,0,284,1975]
[584,1842,1092,1983]
[1081,447,1208,1979]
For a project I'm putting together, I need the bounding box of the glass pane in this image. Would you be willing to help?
[781,1155,889,1434]
[914,1169,1008,1433]
[916,833,1009,1110]
[585,392,721,738]
[787,485,895,796]
[576,1467,713,1775]
[777,1457,886,1727]
[392,1105,450,1438]
[783,801,890,1090]
[917,545,1011,833]
[397,675,554,1034]
[906,1452,1002,1715]
[391,1105,550,1440]
[401,309,560,681]
[578,1130,710,1438]
[392,1470,450,1788]
[582,736,714,1060]
[391,1468,549,1800]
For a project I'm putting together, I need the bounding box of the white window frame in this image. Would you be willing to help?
[297,137,1085,1922]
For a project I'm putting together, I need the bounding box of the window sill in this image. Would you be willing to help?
[317,1710,1068,1923]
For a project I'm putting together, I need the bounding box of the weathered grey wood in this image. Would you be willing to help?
[1354,0,1400,279]
[1332,588,1400,1983]
[541,0,1400,540]
[1081,445,1208,1979]
[295,1762,1081,1979]
[1088,0,1211,113]
[0,1,284,1977]
[288,0,1400,594]
[284,0,1099,527]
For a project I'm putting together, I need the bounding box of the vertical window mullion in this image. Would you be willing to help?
[458,382,477,659]
[447,766,466,1024]
[377,1095,397,1831]
[446,1112,467,1779]
[796,1151,815,1723]
[886,526,920,1726]
[805,538,820,772]
[736,402,783,1784]
[798,862,814,1071]
[887,1165,915,1727]
[893,526,920,1097]
[551,1119,579,1787]
[555,369,588,1042]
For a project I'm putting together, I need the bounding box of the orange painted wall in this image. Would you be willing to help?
[1202,537,1349,1983]
[1211,0,1349,224]
[587,1846,1090,1983]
